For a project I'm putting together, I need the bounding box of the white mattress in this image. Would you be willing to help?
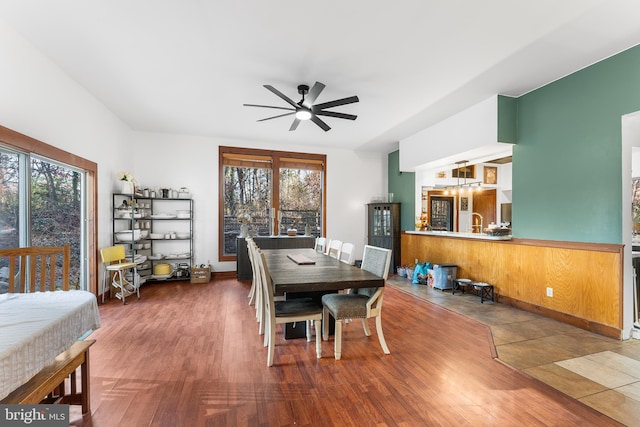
[0,290,101,400]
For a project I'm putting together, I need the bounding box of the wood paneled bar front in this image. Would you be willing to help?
[401,231,623,339]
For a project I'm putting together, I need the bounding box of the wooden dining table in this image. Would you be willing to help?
[261,248,385,294]
[261,248,385,339]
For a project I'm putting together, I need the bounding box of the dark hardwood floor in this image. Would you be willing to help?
[74,277,622,426]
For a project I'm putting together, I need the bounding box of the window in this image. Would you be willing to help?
[0,126,97,293]
[279,158,323,235]
[219,147,326,260]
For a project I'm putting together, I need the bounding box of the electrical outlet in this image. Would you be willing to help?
[546,287,553,297]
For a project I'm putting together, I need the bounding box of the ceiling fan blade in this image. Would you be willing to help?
[263,85,299,108]
[257,112,295,122]
[311,115,331,132]
[313,95,359,110]
[315,110,357,120]
[289,118,301,131]
[244,103,295,111]
[302,81,325,108]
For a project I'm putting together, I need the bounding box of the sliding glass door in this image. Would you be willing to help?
[0,147,87,290]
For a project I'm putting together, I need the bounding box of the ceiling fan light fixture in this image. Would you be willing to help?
[295,109,312,120]
[244,81,359,131]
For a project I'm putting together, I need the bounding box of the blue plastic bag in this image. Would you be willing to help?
[412,262,432,284]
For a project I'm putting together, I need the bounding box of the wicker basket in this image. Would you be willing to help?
[190,266,211,284]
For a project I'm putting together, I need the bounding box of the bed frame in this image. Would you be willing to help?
[0,244,94,418]
[0,244,70,292]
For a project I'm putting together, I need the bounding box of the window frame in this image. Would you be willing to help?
[0,125,98,294]
[218,146,326,262]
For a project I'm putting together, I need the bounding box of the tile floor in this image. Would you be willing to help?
[387,275,640,426]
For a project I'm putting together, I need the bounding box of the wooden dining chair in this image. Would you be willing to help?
[256,251,323,366]
[314,237,327,253]
[99,245,139,304]
[246,238,266,335]
[247,237,258,305]
[323,238,332,255]
[322,245,392,360]
[327,239,342,259]
[338,242,355,265]
[0,245,70,293]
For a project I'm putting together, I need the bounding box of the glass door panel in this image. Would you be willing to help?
[30,157,84,288]
[0,150,20,250]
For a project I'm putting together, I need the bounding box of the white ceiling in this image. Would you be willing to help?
[2,0,640,154]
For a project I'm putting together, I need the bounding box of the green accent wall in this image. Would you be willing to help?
[388,150,415,230]
[515,44,640,243]
[497,95,517,143]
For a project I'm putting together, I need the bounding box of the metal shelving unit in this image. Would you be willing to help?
[112,193,193,283]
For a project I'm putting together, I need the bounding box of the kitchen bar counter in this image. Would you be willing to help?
[405,230,511,241]
[401,231,623,339]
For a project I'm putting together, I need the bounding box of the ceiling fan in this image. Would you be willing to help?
[243,81,359,131]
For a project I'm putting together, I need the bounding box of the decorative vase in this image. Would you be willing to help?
[239,223,248,238]
[120,180,133,194]
[305,224,311,236]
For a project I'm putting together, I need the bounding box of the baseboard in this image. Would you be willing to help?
[498,295,621,340]
[212,270,237,280]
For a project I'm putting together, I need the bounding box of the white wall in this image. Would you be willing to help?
[0,20,132,253]
[399,95,513,172]
[130,132,386,272]
[0,19,388,275]
[633,147,640,177]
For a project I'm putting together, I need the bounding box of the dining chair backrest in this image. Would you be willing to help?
[314,237,327,253]
[246,238,267,334]
[323,238,332,255]
[360,245,392,280]
[328,239,343,259]
[338,242,355,264]
[256,251,275,328]
[246,237,259,304]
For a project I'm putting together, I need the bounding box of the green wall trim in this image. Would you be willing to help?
[497,95,517,143]
[388,150,415,230]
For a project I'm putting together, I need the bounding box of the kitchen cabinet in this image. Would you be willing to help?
[367,203,401,269]
[112,193,193,283]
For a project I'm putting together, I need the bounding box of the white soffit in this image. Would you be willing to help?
[399,95,513,172]
[414,144,514,174]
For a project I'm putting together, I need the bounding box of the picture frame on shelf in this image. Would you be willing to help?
[483,166,497,184]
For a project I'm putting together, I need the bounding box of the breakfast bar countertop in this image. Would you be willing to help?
[404,230,512,241]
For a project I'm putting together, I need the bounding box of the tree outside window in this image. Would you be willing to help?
[0,149,84,292]
[219,147,326,260]
[279,166,322,236]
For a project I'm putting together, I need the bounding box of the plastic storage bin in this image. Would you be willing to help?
[432,264,457,290]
